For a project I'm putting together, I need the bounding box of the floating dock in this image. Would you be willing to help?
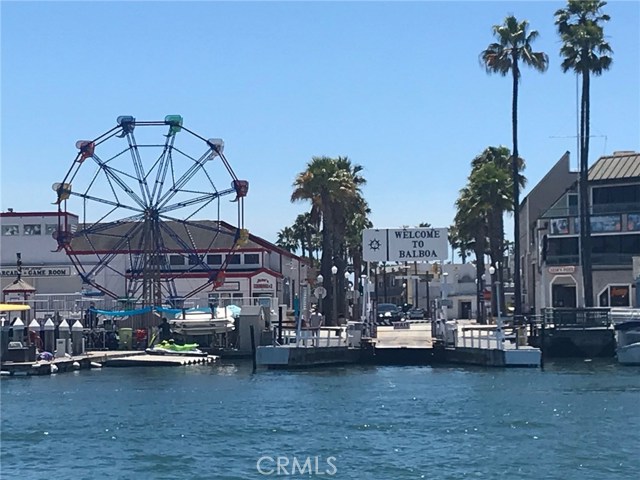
[103,354,218,367]
[1,350,218,376]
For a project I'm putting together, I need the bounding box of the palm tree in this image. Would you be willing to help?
[291,156,366,324]
[454,186,489,322]
[481,15,548,320]
[555,0,613,307]
[276,226,299,253]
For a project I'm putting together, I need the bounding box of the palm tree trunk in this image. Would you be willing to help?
[580,70,594,307]
[320,202,334,323]
[511,59,523,320]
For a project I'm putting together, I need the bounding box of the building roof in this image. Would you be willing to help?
[71,220,259,253]
[589,151,640,181]
[3,278,36,293]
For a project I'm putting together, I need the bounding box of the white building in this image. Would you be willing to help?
[0,210,308,315]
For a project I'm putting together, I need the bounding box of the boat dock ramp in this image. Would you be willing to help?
[256,320,542,369]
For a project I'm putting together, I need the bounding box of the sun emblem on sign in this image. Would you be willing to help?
[369,239,381,251]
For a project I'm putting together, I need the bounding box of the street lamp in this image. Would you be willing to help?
[402,282,407,306]
[344,271,351,321]
[331,265,338,325]
[317,274,324,314]
[488,265,501,321]
[442,271,449,321]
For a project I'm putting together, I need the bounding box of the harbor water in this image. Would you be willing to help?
[1,360,638,479]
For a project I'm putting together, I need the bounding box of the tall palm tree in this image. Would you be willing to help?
[276,226,299,253]
[291,156,366,324]
[481,15,548,320]
[555,0,612,307]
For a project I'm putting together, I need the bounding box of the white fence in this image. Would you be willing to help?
[275,327,347,348]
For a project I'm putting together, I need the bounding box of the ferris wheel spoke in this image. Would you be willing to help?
[123,132,153,206]
[91,153,147,209]
[156,149,212,209]
[150,135,177,206]
[157,190,234,216]
[70,192,143,215]
[78,212,146,237]
[80,221,145,281]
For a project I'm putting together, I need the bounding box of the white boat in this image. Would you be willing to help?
[614,320,640,365]
[169,308,235,336]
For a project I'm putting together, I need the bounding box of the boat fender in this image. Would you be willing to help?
[90,362,103,369]
[72,361,81,369]
[50,364,59,374]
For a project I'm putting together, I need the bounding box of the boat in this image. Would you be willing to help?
[169,307,236,337]
[614,320,640,365]
[146,340,208,357]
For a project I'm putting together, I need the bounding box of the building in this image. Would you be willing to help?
[519,151,640,312]
[0,210,308,316]
[372,262,479,320]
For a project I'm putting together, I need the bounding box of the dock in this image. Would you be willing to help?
[256,326,362,368]
[365,322,434,364]
[1,350,219,376]
[433,321,541,368]
[103,354,218,367]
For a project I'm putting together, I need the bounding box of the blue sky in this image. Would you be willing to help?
[2,1,639,247]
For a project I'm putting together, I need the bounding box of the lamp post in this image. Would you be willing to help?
[489,265,502,322]
[441,271,449,321]
[317,274,324,314]
[344,271,351,321]
[331,265,338,325]
[402,282,407,306]
[481,273,487,324]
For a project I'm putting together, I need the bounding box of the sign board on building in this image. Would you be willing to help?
[251,272,275,292]
[362,228,448,262]
[0,266,72,277]
[548,266,576,274]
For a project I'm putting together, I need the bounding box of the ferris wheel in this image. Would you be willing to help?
[53,115,249,308]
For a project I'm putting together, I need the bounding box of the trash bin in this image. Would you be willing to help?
[119,328,133,350]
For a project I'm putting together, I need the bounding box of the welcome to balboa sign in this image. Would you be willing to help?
[362,228,448,262]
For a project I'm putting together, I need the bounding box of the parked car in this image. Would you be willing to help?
[376,303,404,323]
[408,307,425,320]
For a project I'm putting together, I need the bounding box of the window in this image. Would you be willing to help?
[45,224,57,235]
[207,254,222,265]
[23,224,42,235]
[244,254,260,264]
[628,213,640,231]
[169,255,185,266]
[1,225,19,236]
[593,185,640,205]
[547,237,579,256]
[599,285,630,307]
[591,215,622,233]
[550,218,569,235]
[227,254,241,265]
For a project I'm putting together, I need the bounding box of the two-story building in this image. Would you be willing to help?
[520,151,640,312]
[0,210,308,315]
